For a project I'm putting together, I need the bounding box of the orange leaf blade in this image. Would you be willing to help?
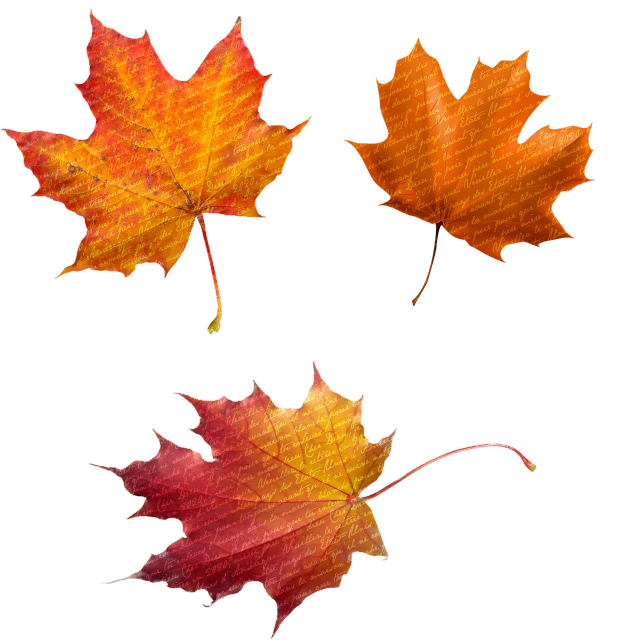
[352,42,593,259]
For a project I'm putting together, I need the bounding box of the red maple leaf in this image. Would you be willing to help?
[99,367,535,634]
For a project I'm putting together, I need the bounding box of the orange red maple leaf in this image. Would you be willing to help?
[100,367,393,634]
[6,14,306,331]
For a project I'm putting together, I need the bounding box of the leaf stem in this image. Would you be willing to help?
[412,221,442,306]
[361,443,535,502]
[197,214,222,333]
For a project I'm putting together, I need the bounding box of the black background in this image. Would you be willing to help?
[0,4,633,638]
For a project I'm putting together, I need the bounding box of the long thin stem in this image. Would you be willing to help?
[361,443,535,502]
[412,221,442,306]
[197,214,222,333]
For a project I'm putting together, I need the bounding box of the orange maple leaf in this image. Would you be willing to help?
[5,14,307,332]
[349,43,592,304]
[99,366,535,634]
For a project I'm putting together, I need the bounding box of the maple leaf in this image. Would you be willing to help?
[100,366,394,634]
[99,366,536,634]
[349,43,592,304]
[5,14,307,332]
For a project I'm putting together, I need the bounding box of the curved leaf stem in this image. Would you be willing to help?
[197,214,222,333]
[412,221,442,306]
[361,443,535,502]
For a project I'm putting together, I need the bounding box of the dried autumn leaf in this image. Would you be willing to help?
[349,43,592,304]
[5,14,306,332]
[99,366,536,634]
[101,367,394,634]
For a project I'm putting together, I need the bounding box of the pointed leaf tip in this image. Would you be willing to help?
[311,362,323,385]
[89,11,101,28]
[90,462,125,480]
[105,571,144,585]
